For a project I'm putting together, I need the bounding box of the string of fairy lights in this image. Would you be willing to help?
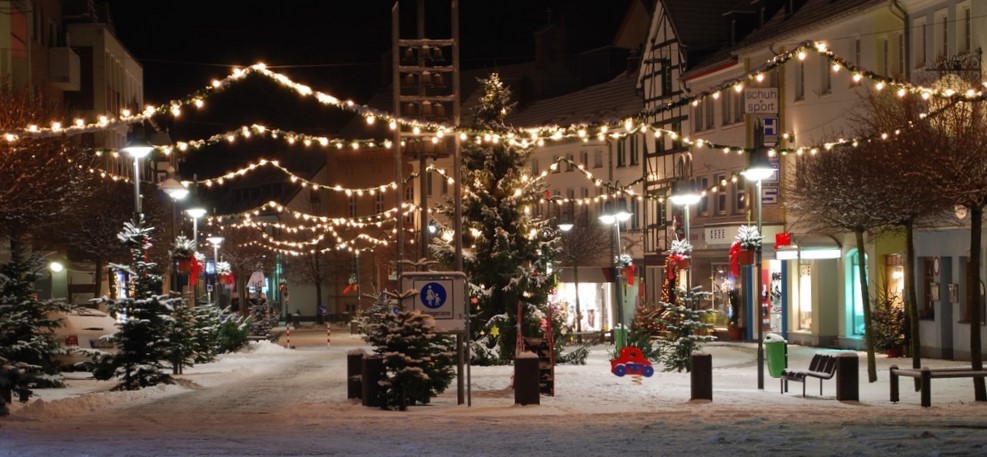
[4,40,980,253]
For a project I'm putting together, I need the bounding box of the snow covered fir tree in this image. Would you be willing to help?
[362,291,456,411]
[92,217,180,390]
[0,237,74,414]
[432,73,561,363]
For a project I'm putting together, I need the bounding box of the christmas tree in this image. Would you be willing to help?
[363,291,456,411]
[0,235,73,410]
[92,216,179,390]
[433,73,560,362]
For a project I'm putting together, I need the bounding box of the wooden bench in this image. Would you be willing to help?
[890,365,987,407]
[781,353,838,397]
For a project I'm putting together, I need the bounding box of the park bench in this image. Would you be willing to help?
[889,365,987,407]
[781,353,838,397]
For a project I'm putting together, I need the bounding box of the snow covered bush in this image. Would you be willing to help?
[363,297,455,411]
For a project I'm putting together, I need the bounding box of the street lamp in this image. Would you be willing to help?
[160,177,188,293]
[207,236,224,304]
[669,179,701,291]
[185,191,207,303]
[599,199,632,332]
[741,126,775,391]
[122,130,154,215]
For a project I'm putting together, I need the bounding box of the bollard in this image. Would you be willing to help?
[835,352,859,401]
[347,349,366,399]
[514,351,540,405]
[690,351,713,401]
[327,323,332,347]
[284,325,292,349]
[361,355,385,407]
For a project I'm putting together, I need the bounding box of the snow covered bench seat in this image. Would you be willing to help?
[781,353,838,397]
[890,365,987,407]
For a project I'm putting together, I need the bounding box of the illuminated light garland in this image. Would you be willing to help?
[191,157,405,196]
[7,43,984,149]
[208,200,419,228]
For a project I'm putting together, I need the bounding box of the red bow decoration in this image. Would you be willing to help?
[624,263,637,286]
[342,283,358,294]
[729,241,741,279]
[189,257,202,287]
[220,272,235,286]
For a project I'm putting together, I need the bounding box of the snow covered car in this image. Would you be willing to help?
[51,308,118,368]
[610,347,655,377]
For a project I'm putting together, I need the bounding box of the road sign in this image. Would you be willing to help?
[401,271,466,331]
[763,117,778,146]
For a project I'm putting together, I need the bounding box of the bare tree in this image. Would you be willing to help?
[0,76,99,246]
[786,142,898,382]
[921,74,987,401]
[214,224,272,315]
[282,241,350,316]
[556,213,611,338]
[844,90,951,383]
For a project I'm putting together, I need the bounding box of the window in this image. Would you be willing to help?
[733,89,744,123]
[631,198,640,230]
[629,136,639,166]
[441,173,448,195]
[846,249,869,336]
[721,93,731,125]
[941,12,948,57]
[375,193,385,214]
[962,5,972,53]
[897,33,905,76]
[348,195,357,217]
[566,153,575,171]
[698,176,709,216]
[580,151,588,168]
[794,60,805,100]
[594,150,603,168]
[918,21,927,66]
[715,174,726,214]
[616,141,626,167]
[426,171,433,197]
[704,95,715,128]
[820,56,831,94]
[660,60,673,95]
[798,263,813,330]
[553,155,562,173]
[734,180,747,213]
[693,101,704,132]
[881,38,889,76]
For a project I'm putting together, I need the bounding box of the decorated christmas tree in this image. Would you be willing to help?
[92,216,179,390]
[432,73,560,362]
[363,291,456,411]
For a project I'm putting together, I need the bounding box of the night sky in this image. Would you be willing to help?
[102,0,631,193]
[105,1,631,104]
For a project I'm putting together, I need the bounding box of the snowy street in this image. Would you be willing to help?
[2,326,987,456]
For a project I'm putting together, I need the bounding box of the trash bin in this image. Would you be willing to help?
[764,333,787,378]
[613,324,629,351]
[514,351,540,405]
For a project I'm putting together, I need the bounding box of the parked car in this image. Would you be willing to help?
[51,308,118,368]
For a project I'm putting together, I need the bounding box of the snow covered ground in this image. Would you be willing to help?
[2,326,987,456]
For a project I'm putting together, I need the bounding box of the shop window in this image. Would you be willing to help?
[846,249,868,336]
[964,257,985,324]
[921,257,936,319]
[798,263,812,330]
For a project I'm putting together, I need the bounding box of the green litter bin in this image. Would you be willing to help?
[764,333,787,378]
[613,324,629,351]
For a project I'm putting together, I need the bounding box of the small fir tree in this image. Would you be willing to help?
[167,303,196,374]
[92,217,178,390]
[653,288,716,372]
[249,297,276,337]
[363,292,456,411]
[192,304,224,363]
[0,236,73,397]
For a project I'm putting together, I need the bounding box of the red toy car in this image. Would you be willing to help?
[610,346,655,377]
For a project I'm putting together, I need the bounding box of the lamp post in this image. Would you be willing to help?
[741,122,775,391]
[160,177,188,293]
[599,199,632,332]
[207,236,224,304]
[122,131,154,216]
[185,192,207,304]
[669,179,701,293]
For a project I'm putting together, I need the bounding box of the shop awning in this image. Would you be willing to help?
[775,235,842,260]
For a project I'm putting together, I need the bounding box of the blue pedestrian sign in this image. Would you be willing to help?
[420,282,447,309]
[401,271,466,331]
[763,117,777,136]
